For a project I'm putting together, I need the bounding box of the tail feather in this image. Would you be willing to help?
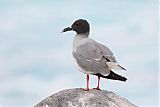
[107,62,126,71]
[94,70,127,82]
[118,65,126,71]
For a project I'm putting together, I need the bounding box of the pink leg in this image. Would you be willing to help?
[97,76,100,90]
[83,75,89,91]
[93,76,101,90]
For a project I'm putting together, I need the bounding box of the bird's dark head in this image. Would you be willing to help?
[62,19,90,34]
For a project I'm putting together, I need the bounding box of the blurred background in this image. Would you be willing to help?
[0,0,158,107]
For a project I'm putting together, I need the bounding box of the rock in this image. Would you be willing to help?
[34,88,137,107]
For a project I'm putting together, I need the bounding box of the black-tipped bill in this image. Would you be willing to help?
[62,27,73,33]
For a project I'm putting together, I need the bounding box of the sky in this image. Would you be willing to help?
[0,0,159,107]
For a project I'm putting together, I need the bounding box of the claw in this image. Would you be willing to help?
[81,88,89,91]
[93,87,101,90]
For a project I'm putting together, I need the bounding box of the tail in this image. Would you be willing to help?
[94,70,127,82]
[107,62,126,71]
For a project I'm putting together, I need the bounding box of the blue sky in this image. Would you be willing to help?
[0,0,159,107]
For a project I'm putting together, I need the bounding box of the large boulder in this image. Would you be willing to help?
[34,88,137,107]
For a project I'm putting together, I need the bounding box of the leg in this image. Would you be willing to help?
[82,75,89,91]
[93,76,101,90]
[97,76,100,90]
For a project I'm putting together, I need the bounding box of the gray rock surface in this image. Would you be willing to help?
[34,88,138,107]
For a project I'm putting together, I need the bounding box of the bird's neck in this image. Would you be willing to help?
[73,32,89,53]
[76,32,89,38]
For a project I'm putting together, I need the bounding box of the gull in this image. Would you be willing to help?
[62,19,127,91]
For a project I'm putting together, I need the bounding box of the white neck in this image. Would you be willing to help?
[76,32,89,38]
[73,32,89,53]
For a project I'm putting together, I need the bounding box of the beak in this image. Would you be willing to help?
[61,27,73,33]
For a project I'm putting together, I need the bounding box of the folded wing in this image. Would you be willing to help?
[74,39,125,73]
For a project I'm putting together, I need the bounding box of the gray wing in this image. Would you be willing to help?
[76,40,116,62]
[73,40,116,75]
[95,42,117,62]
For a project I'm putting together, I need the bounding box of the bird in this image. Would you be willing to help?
[62,19,127,91]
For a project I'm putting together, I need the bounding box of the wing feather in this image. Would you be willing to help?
[76,39,116,62]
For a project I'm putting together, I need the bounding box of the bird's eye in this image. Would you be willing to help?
[75,23,80,26]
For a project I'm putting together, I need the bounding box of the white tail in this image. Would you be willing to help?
[107,62,126,71]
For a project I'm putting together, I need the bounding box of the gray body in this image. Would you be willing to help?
[72,33,116,76]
